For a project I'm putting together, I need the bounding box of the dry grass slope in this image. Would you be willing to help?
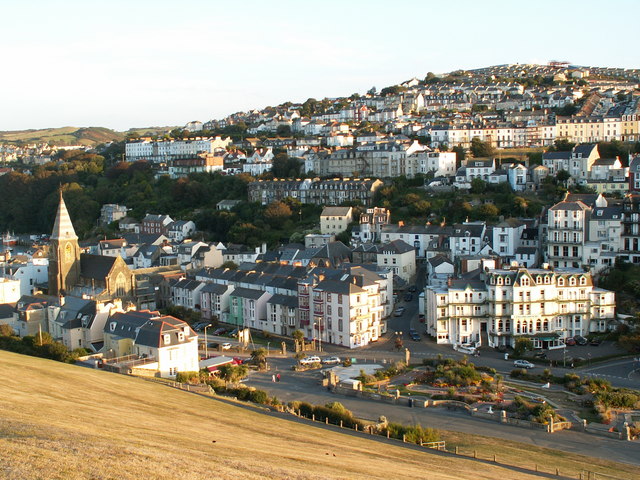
[0,127,124,146]
[0,350,635,480]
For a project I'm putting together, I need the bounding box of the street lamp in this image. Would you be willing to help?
[312,322,316,351]
[204,324,210,359]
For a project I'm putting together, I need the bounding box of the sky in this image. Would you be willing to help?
[1,0,638,132]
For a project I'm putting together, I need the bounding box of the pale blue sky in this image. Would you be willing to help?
[1,0,637,131]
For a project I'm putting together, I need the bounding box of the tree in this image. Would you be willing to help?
[0,324,14,336]
[513,196,528,215]
[452,145,466,162]
[476,203,499,220]
[470,178,487,194]
[556,169,571,187]
[470,137,495,158]
[263,201,292,228]
[276,125,292,137]
[218,364,248,385]
[220,260,238,270]
[250,348,268,370]
[514,337,533,356]
[551,139,576,152]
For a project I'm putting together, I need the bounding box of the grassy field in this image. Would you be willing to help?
[0,350,637,480]
[0,127,125,146]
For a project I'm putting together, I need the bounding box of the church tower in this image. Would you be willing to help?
[48,191,81,296]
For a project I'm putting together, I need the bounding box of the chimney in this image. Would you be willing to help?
[398,220,404,227]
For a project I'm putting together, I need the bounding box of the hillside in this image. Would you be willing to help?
[0,351,636,480]
[0,126,125,146]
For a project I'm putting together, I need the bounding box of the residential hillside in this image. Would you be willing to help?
[2,350,631,480]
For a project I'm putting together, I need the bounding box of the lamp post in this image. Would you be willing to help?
[312,322,316,351]
[266,341,271,370]
[204,324,210,359]
[318,320,322,353]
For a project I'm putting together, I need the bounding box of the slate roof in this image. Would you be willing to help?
[320,206,352,217]
[379,239,414,254]
[267,294,298,308]
[549,201,589,211]
[0,303,16,319]
[57,297,96,329]
[315,279,366,295]
[231,287,268,300]
[105,310,196,348]
[80,254,118,280]
[201,283,230,295]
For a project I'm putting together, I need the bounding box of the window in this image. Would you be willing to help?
[164,334,171,345]
[338,319,343,332]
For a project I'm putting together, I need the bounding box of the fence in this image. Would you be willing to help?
[288,408,627,480]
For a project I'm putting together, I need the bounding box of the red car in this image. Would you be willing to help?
[565,337,576,346]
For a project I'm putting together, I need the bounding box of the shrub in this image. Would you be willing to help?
[385,423,439,444]
[176,371,200,383]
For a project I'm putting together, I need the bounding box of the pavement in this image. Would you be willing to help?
[243,357,640,466]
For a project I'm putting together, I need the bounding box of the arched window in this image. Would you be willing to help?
[558,277,565,286]
[505,277,511,285]
[579,276,587,286]
[536,319,541,331]
[569,277,576,286]
[543,319,549,331]
[497,277,503,285]
[115,272,127,297]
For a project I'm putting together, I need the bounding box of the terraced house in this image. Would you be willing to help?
[424,265,615,350]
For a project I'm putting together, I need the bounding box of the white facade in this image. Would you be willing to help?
[425,266,615,349]
[0,277,21,303]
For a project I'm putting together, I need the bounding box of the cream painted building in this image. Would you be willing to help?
[424,266,615,349]
[104,310,199,378]
[320,206,353,235]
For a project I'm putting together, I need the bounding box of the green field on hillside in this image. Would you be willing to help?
[0,127,125,146]
[0,350,637,480]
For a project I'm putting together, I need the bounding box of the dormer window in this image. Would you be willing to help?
[558,278,565,286]
[178,332,184,341]
[163,334,171,345]
[579,276,587,286]
[497,277,503,285]
[569,277,576,286]
[505,277,511,285]
[110,322,116,332]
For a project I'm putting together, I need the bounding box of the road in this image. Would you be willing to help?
[244,357,640,466]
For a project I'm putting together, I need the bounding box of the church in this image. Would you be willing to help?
[48,192,135,301]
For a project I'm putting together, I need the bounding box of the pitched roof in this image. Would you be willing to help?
[320,206,353,217]
[380,239,414,254]
[80,254,118,280]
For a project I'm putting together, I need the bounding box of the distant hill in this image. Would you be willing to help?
[0,126,125,146]
[0,350,635,480]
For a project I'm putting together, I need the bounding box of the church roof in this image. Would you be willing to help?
[80,254,118,280]
[51,192,78,241]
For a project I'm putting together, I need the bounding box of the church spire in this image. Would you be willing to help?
[51,190,77,241]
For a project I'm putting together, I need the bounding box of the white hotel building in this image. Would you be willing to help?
[424,266,615,349]
[125,137,231,163]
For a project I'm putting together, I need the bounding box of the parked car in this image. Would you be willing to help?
[321,356,341,365]
[221,342,232,350]
[299,356,321,365]
[590,338,602,346]
[213,327,227,335]
[409,328,417,336]
[192,322,211,331]
[207,342,219,349]
[403,293,413,302]
[418,314,425,323]
[393,307,405,317]
[408,285,417,292]
[513,359,535,369]
[574,335,587,346]
[410,333,421,342]
[533,351,547,360]
[565,337,576,346]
